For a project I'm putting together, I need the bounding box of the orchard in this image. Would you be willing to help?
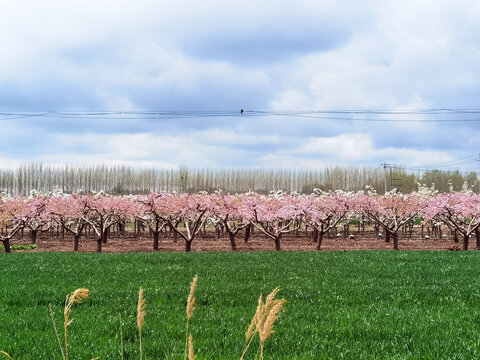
[1,186,479,253]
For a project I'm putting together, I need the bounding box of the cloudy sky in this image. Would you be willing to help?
[0,0,479,171]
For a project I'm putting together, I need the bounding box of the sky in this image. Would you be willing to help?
[0,0,479,172]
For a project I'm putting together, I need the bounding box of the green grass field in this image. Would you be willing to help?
[1,251,480,359]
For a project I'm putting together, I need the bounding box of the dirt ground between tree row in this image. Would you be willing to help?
[8,231,472,252]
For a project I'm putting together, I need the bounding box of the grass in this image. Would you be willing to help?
[1,251,480,359]
[0,244,37,251]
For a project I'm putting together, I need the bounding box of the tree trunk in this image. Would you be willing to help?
[30,229,37,244]
[475,228,480,250]
[102,228,108,244]
[454,230,459,243]
[74,234,80,251]
[385,231,390,243]
[153,232,159,251]
[316,231,324,251]
[392,232,399,250]
[463,233,469,251]
[274,234,282,251]
[463,234,470,251]
[96,238,102,253]
[2,239,11,253]
[312,228,319,243]
[228,232,237,251]
[185,239,192,252]
[244,225,251,242]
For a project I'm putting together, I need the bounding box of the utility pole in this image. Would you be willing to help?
[380,163,390,194]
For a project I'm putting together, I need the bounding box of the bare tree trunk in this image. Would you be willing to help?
[153,232,160,251]
[74,234,80,251]
[30,229,37,244]
[96,238,102,253]
[385,231,390,243]
[315,231,324,251]
[185,239,192,252]
[101,228,108,244]
[463,234,469,251]
[244,224,251,242]
[228,232,237,251]
[475,228,480,250]
[392,232,399,250]
[274,234,281,251]
[2,239,11,253]
[343,223,349,238]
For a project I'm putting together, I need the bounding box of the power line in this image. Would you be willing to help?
[392,154,479,170]
[385,164,476,175]
[1,108,480,122]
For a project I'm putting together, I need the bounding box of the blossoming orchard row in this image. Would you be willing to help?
[0,189,479,253]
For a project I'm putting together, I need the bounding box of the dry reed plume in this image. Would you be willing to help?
[49,288,89,360]
[119,314,124,360]
[240,287,286,360]
[187,275,198,320]
[137,287,146,360]
[0,351,12,359]
[188,334,195,360]
[39,278,286,359]
[185,275,198,360]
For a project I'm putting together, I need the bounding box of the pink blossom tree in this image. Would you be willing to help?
[359,191,428,250]
[158,193,211,252]
[19,195,53,244]
[423,193,480,250]
[0,196,25,253]
[82,194,134,252]
[299,192,351,250]
[239,192,300,251]
[136,193,169,250]
[49,195,89,251]
[210,193,249,250]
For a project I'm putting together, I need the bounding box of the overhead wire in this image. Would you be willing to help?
[1,108,480,122]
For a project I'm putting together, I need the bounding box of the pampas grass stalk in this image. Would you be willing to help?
[63,288,89,360]
[185,275,197,360]
[0,351,13,359]
[240,287,286,360]
[188,333,195,360]
[137,287,146,360]
[119,313,124,360]
[49,303,65,360]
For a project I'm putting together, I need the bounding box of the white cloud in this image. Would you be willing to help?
[297,133,456,165]
[0,1,479,170]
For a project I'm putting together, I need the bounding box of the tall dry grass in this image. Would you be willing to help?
[137,287,146,360]
[49,288,90,360]
[185,275,198,360]
[241,287,286,360]
[0,350,12,359]
[0,278,286,359]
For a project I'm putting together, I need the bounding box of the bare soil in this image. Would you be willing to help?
[8,231,471,252]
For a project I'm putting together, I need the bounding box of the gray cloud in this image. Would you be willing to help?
[0,0,479,170]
